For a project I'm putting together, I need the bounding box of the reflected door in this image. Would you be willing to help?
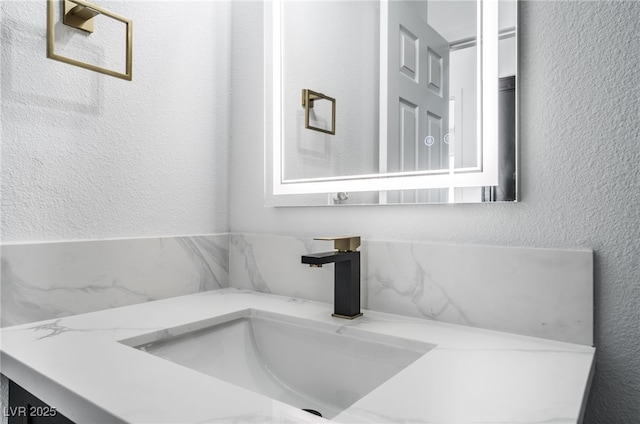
[385,0,450,203]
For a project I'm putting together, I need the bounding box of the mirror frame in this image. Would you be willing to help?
[265,0,515,203]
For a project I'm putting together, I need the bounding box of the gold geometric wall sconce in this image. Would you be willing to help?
[47,0,133,81]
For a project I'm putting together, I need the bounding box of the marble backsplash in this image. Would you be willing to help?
[1,234,229,327]
[230,233,593,346]
[1,232,593,346]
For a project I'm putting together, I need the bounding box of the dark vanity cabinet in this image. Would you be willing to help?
[7,380,75,424]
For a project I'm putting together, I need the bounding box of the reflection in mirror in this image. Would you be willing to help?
[266,0,517,206]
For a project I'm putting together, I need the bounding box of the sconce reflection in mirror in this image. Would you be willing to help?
[302,89,336,135]
[46,0,133,81]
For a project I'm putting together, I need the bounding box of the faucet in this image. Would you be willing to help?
[301,236,362,319]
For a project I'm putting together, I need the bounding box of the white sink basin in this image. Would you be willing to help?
[121,309,435,419]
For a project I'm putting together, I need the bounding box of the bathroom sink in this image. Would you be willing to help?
[121,309,435,419]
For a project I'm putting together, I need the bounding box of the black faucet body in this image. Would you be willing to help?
[301,250,362,319]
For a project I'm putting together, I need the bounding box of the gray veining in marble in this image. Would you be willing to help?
[177,236,229,291]
[230,234,335,303]
[1,232,593,345]
[229,233,593,345]
[229,235,272,293]
[0,289,594,424]
[1,234,229,327]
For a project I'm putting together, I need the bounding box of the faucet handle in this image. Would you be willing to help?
[314,236,361,252]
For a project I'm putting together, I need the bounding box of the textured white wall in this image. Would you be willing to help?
[230,1,640,423]
[1,1,231,243]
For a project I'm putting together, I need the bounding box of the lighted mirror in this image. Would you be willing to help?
[265,0,517,206]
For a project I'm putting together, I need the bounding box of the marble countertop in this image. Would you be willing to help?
[1,288,595,424]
